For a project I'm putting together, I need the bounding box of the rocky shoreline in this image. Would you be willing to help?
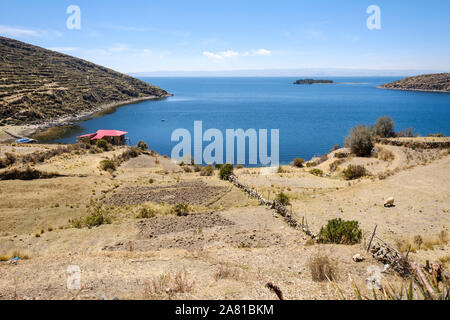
[0,94,172,143]
[379,73,450,93]
[377,86,450,94]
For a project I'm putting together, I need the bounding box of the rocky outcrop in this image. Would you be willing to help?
[379,73,450,93]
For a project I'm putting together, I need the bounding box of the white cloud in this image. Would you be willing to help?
[203,49,271,61]
[48,47,80,53]
[0,25,62,38]
[203,51,224,60]
[220,50,239,58]
[0,25,39,37]
[253,48,271,56]
[243,48,272,56]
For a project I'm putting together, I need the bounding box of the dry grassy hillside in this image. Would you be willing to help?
[0,138,449,300]
[0,37,170,125]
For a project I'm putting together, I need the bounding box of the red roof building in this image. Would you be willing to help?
[77,130,128,145]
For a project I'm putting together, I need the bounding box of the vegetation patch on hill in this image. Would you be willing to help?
[0,36,170,125]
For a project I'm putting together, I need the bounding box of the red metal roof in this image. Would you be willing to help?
[77,130,128,140]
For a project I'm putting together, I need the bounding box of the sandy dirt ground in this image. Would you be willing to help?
[0,141,449,300]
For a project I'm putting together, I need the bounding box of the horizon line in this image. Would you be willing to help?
[128,68,448,77]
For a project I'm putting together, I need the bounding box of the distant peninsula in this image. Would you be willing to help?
[379,73,450,93]
[293,79,334,85]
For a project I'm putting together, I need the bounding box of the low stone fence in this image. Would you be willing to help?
[228,174,317,238]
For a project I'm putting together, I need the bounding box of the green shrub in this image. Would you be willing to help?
[137,207,157,219]
[137,140,149,150]
[275,192,290,206]
[96,139,109,150]
[309,168,324,177]
[318,218,362,245]
[172,203,190,216]
[71,219,83,229]
[193,164,202,172]
[100,159,116,172]
[372,116,395,138]
[200,165,214,176]
[292,158,305,168]
[219,164,234,180]
[84,206,111,228]
[342,165,367,180]
[345,125,374,157]
[215,164,223,170]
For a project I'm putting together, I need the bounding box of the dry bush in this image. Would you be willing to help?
[308,251,338,282]
[396,230,449,253]
[214,265,243,281]
[372,116,395,138]
[342,165,367,180]
[99,159,116,172]
[0,152,17,168]
[396,127,416,138]
[0,167,61,180]
[309,168,324,177]
[334,152,349,159]
[377,170,394,180]
[200,165,214,176]
[143,270,194,299]
[136,206,157,219]
[377,147,395,161]
[292,158,305,168]
[137,140,148,151]
[345,125,373,157]
[329,159,345,173]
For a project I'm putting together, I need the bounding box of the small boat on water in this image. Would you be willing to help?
[16,138,37,144]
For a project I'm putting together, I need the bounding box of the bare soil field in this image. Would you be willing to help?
[0,140,449,300]
[104,180,228,206]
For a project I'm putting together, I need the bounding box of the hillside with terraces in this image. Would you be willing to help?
[0,37,170,125]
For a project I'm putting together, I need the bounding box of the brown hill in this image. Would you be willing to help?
[0,37,170,125]
[379,73,450,93]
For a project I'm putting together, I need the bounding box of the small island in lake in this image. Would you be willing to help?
[379,73,450,93]
[293,79,334,85]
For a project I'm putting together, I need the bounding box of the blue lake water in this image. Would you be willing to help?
[52,77,450,165]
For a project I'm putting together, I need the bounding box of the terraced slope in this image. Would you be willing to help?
[0,37,170,125]
[379,73,450,93]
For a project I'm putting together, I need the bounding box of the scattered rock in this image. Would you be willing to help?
[352,254,364,262]
[384,197,395,208]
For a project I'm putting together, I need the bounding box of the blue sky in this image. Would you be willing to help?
[1,0,449,74]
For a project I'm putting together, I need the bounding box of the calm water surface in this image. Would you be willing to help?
[51,77,450,164]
